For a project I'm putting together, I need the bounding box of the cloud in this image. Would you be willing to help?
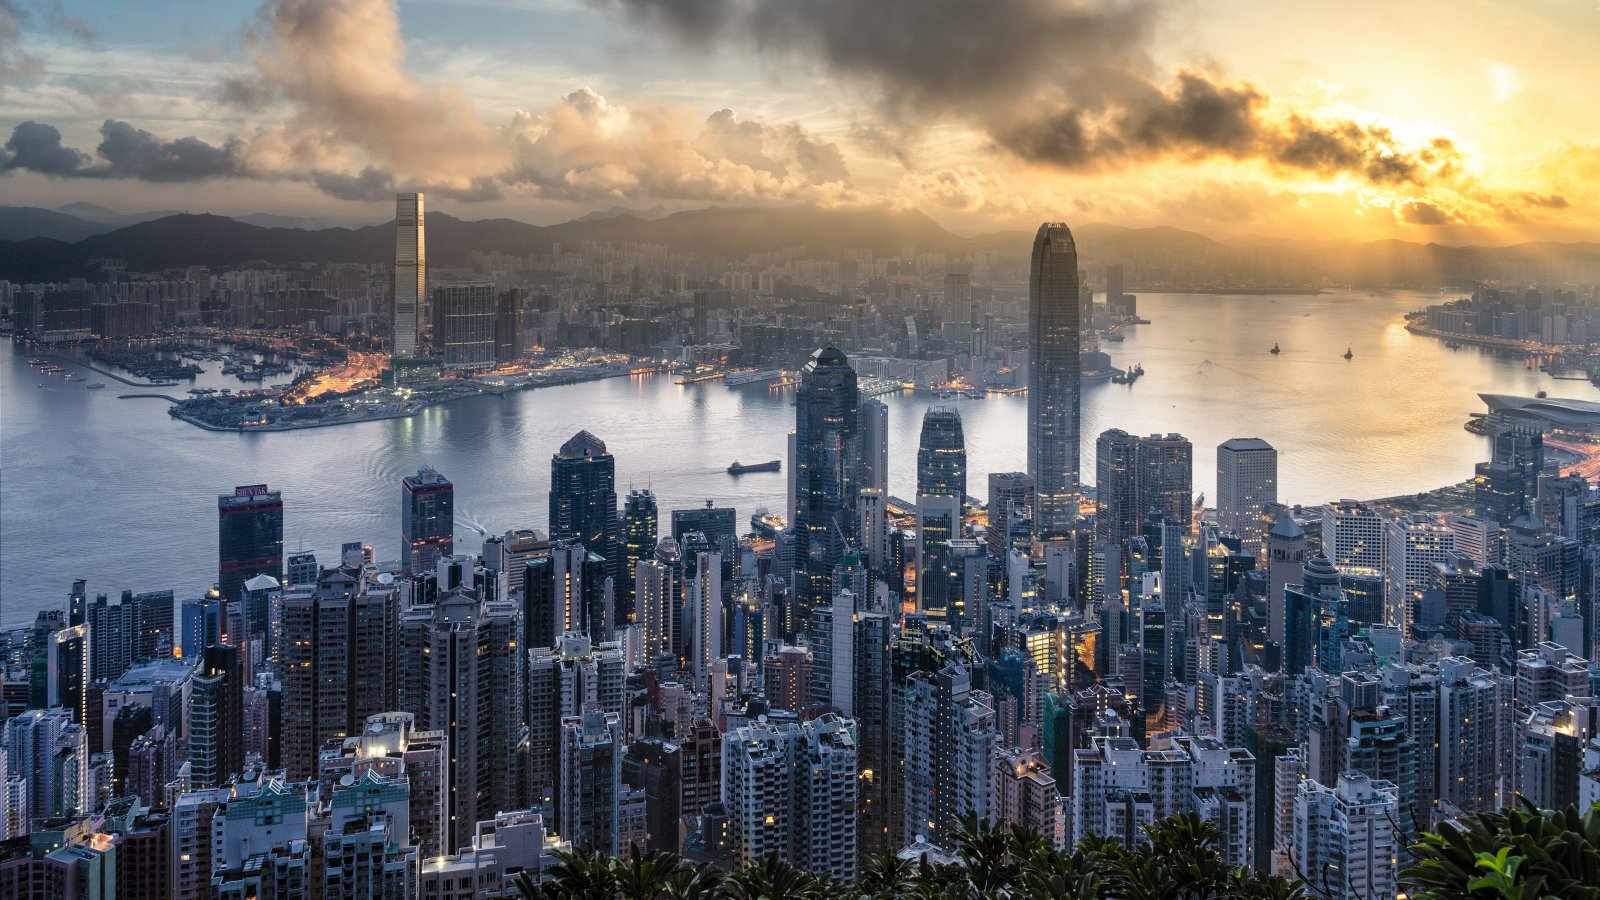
[600,0,1473,191]
[311,165,394,201]
[0,119,249,181]
[1400,199,1454,225]
[0,0,43,83]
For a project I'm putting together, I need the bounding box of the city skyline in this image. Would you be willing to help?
[0,0,1596,243]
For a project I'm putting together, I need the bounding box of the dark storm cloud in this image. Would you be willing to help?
[1,120,91,173]
[312,164,394,201]
[601,0,1466,188]
[1,120,248,181]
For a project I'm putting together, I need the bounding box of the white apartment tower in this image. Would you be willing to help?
[1292,773,1400,900]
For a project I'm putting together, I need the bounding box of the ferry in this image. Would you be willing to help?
[1269,343,1280,354]
[1343,347,1354,360]
[26,358,48,366]
[728,460,781,475]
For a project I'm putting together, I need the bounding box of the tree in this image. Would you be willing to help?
[1402,802,1600,900]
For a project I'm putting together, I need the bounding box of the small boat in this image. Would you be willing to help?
[1269,343,1280,354]
[86,383,106,390]
[1343,347,1353,360]
[728,460,781,475]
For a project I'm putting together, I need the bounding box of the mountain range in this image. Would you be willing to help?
[0,203,1596,288]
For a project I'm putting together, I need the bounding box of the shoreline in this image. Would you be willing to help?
[165,364,639,433]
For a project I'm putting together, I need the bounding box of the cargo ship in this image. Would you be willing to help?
[727,459,781,475]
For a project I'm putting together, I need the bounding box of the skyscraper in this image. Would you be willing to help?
[550,430,620,585]
[393,192,424,358]
[432,283,497,368]
[858,397,889,496]
[279,563,398,779]
[1292,773,1400,900]
[217,484,283,603]
[189,643,243,789]
[495,287,524,364]
[1095,430,1193,548]
[620,489,659,624]
[903,661,998,850]
[916,406,967,501]
[1384,514,1455,634]
[1028,223,1081,536]
[793,347,861,619]
[402,466,454,576]
[1216,438,1278,553]
[560,710,623,854]
[987,472,1035,557]
[1322,499,1384,574]
[721,714,859,882]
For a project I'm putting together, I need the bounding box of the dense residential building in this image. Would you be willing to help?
[1292,773,1400,900]
[903,662,998,850]
[722,714,859,882]
[560,710,624,855]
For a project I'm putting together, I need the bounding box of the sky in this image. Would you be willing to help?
[1,0,1597,242]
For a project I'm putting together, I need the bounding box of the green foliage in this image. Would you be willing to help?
[1402,802,1600,900]
[513,813,1306,899]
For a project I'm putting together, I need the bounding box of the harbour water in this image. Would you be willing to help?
[2,289,1586,626]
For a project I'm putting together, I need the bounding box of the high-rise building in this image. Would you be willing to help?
[433,283,497,368]
[402,465,454,576]
[1216,438,1278,554]
[620,489,659,624]
[1437,656,1511,815]
[549,430,620,586]
[903,662,998,850]
[318,711,448,859]
[793,347,861,618]
[279,564,398,779]
[1027,223,1081,536]
[635,559,675,665]
[1266,512,1308,652]
[1072,733,1255,870]
[994,746,1066,850]
[393,192,425,358]
[1292,773,1400,900]
[685,550,723,690]
[987,472,1035,558]
[400,586,524,853]
[721,714,858,882]
[559,710,623,854]
[1322,499,1383,574]
[1474,427,1544,525]
[1095,430,1192,548]
[189,643,243,789]
[495,288,523,364]
[1385,514,1454,634]
[218,484,283,602]
[622,738,682,855]
[858,397,889,496]
[916,406,967,501]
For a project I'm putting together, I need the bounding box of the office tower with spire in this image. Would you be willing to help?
[620,489,659,624]
[550,430,620,587]
[1027,223,1081,536]
[393,192,424,358]
[1216,438,1278,554]
[218,484,283,602]
[402,466,454,576]
[916,406,967,501]
[793,347,861,619]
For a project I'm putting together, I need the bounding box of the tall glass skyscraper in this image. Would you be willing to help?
[1027,223,1081,536]
[916,406,967,500]
[402,465,454,576]
[393,192,424,358]
[217,484,283,602]
[793,347,861,619]
[549,430,620,583]
[620,489,659,624]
